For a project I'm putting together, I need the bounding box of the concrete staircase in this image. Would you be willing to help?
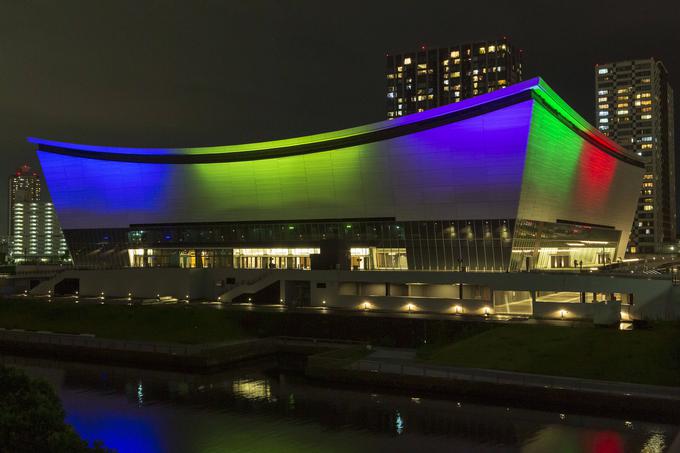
[28,269,73,295]
[218,271,281,303]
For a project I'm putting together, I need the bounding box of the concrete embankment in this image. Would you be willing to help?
[0,329,356,371]
[306,348,680,422]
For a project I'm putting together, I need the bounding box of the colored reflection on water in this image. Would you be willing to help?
[4,356,676,453]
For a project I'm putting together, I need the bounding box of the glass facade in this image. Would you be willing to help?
[509,219,621,271]
[63,219,512,270]
[62,218,622,272]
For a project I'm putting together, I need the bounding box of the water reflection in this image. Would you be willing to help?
[395,411,405,435]
[641,432,667,453]
[1,355,677,453]
[232,378,272,402]
[137,380,144,407]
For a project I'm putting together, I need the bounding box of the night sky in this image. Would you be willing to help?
[1,0,677,235]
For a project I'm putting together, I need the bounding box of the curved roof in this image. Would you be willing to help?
[28,77,641,167]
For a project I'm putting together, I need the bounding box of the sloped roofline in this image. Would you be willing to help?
[28,77,641,167]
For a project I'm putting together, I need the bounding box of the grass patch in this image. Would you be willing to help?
[420,324,680,387]
[0,300,248,344]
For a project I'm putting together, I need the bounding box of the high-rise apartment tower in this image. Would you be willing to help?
[7,165,70,264]
[386,38,523,118]
[595,59,675,253]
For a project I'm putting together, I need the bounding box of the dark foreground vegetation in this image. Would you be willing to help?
[0,365,111,452]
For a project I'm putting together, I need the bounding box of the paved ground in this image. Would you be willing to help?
[7,294,592,326]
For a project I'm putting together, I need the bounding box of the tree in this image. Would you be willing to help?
[0,365,112,452]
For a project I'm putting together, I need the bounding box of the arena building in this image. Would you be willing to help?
[31,78,643,274]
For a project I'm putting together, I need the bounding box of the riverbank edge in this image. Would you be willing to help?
[2,330,680,422]
[0,331,354,371]
[304,359,680,422]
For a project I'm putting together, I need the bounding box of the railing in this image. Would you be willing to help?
[218,271,277,301]
[311,357,680,400]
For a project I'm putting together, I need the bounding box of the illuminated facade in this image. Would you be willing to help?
[386,38,522,118]
[8,164,41,234]
[595,59,676,253]
[32,78,643,271]
[10,201,70,264]
[7,165,70,264]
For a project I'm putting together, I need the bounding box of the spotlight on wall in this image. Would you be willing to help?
[483,307,490,317]
[407,303,413,313]
[454,305,462,314]
[560,309,567,319]
[364,302,370,311]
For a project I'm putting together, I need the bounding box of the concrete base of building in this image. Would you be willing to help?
[26,268,680,322]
